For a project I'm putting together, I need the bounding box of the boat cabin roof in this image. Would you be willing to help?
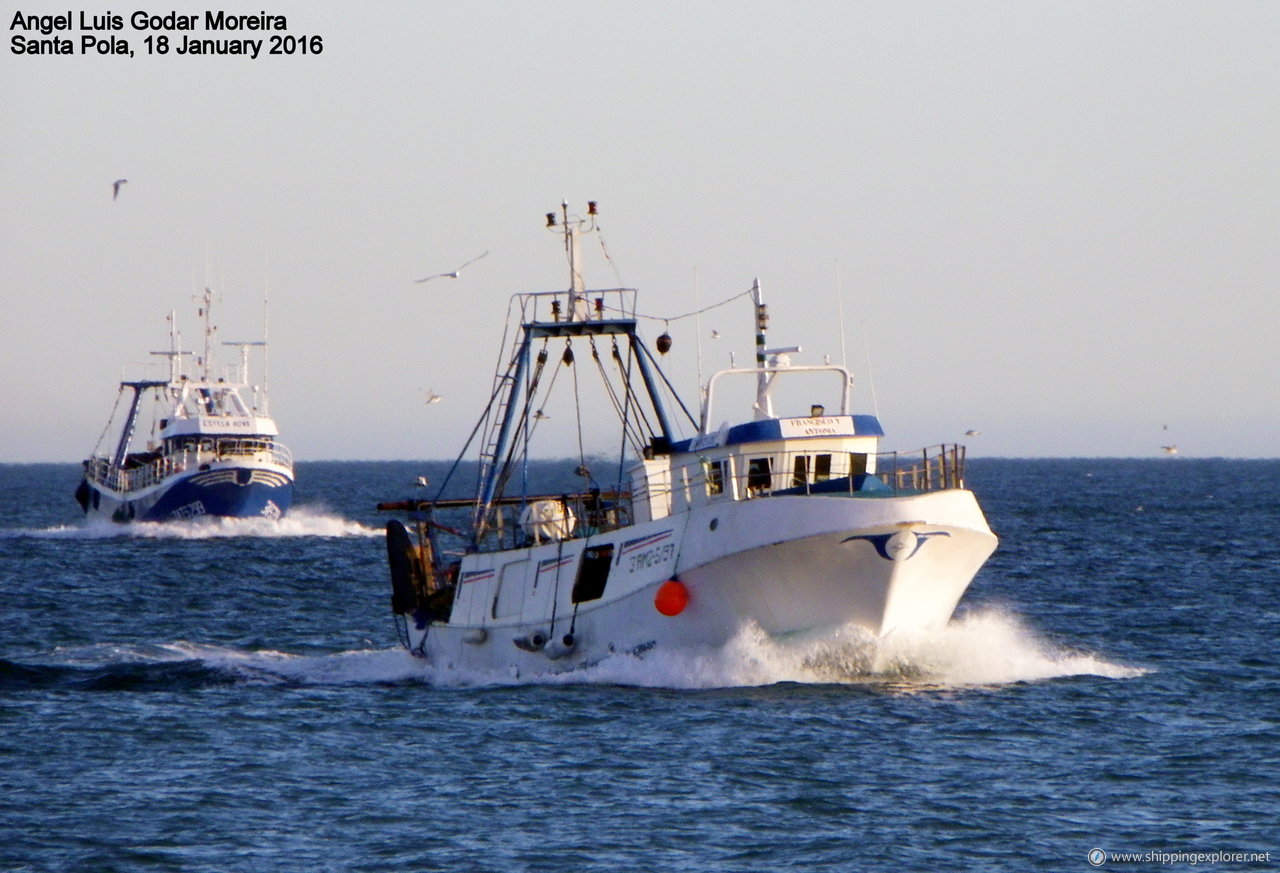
[672,414,884,453]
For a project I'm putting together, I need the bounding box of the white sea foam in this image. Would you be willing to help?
[167,642,431,685]
[17,506,380,540]
[270,609,1145,690]
[39,610,1144,691]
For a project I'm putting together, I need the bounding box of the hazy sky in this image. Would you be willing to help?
[3,1,1277,462]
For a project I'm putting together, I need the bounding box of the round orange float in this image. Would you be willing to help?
[654,579,689,616]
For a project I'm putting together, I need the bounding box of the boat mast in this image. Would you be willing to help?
[194,286,217,380]
[148,310,191,426]
[752,278,772,420]
[563,199,592,321]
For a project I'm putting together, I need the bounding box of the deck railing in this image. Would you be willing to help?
[85,439,292,494]
[630,443,967,511]
[387,444,968,555]
[868,444,968,494]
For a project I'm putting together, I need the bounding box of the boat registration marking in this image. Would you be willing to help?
[627,543,676,573]
[537,556,574,574]
[621,530,673,555]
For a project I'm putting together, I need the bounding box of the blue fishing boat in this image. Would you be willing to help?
[75,288,293,523]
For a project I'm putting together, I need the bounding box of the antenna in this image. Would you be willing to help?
[835,259,849,368]
[693,267,704,397]
[193,286,218,380]
[861,321,880,419]
[150,310,192,384]
[262,253,270,415]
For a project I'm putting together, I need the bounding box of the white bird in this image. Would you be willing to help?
[534,409,550,421]
[710,329,721,340]
[415,250,489,283]
[964,429,981,437]
[424,389,442,405]
[1161,445,1178,455]
[112,179,128,200]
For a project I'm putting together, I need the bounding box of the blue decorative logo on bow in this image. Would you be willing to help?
[841,529,950,561]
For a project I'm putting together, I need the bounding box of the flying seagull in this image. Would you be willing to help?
[964,429,981,437]
[112,179,128,200]
[415,250,489,283]
[424,389,442,405]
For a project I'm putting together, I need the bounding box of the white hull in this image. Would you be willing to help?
[403,489,996,674]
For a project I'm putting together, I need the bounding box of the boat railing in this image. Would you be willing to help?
[380,489,636,554]
[212,438,292,468]
[870,444,967,494]
[85,439,292,494]
[630,443,968,510]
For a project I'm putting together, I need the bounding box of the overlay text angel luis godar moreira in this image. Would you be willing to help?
[9,9,324,58]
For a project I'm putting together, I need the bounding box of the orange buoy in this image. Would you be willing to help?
[654,579,689,616]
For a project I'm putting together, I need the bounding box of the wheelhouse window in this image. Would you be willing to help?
[705,459,725,496]
[747,457,773,495]
[792,455,810,488]
[815,453,832,482]
[850,452,868,478]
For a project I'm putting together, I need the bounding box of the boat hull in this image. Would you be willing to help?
[401,489,996,674]
[77,463,293,523]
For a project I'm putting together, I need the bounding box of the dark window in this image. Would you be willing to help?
[748,457,773,494]
[792,455,810,487]
[849,453,868,478]
[815,454,832,482]
[572,544,615,603]
[706,460,725,496]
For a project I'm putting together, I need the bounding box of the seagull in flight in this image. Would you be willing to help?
[415,250,489,283]
[964,429,981,437]
[112,179,128,200]
[424,389,442,405]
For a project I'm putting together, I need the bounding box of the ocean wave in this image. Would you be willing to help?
[7,506,381,540]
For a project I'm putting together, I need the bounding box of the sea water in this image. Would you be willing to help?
[1,459,1277,871]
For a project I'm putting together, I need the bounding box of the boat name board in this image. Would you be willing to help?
[198,416,255,430]
[779,416,856,438]
[688,424,730,451]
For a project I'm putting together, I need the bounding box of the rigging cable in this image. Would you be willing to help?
[611,342,657,445]
[613,336,640,493]
[91,387,128,455]
[596,286,754,326]
[634,338,700,429]
[590,339,647,456]
[571,340,587,482]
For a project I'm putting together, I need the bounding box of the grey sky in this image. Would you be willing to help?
[3,1,1277,461]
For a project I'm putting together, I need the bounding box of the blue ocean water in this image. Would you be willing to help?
[1,459,1277,872]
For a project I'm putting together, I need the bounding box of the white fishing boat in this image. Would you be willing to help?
[75,287,293,523]
[381,203,996,673]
